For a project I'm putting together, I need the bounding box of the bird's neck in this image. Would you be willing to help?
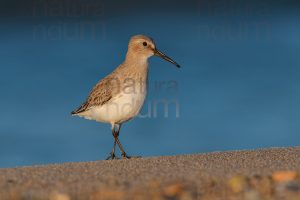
[119,53,149,89]
[124,51,149,70]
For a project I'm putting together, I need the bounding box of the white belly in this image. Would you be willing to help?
[78,90,146,124]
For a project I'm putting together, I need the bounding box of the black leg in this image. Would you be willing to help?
[113,124,141,159]
[115,137,131,159]
[106,126,120,160]
[112,124,129,158]
[106,139,118,160]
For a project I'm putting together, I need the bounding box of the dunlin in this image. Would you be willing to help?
[71,35,180,159]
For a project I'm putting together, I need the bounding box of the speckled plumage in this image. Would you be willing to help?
[71,61,148,124]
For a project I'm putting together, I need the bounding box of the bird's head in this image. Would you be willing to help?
[127,35,180,68]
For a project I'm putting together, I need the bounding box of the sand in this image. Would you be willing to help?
[0,147,300,200]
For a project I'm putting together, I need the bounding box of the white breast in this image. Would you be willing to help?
[78,84,147,124]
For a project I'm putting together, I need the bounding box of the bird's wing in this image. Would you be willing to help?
[71,76,119,115]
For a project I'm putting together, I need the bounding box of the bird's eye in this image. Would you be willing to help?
[143,42,147,46]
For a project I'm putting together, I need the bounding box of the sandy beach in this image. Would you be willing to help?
[0,147,300,200]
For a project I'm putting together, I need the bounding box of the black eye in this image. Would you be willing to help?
[143,42,147,46]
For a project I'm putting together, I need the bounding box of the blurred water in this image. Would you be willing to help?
[0,0,300,167]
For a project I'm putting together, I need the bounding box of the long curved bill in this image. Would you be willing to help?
[153,49,180,68]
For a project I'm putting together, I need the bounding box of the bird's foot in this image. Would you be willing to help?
[121,152,141,159]
[106,152,120,160]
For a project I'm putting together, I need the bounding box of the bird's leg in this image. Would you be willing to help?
[118,137,141,159]
[113,124,141,159]
[106,140,118,160]
[113,124,130,158]
[115,137,130,159]
[106,127,119,160]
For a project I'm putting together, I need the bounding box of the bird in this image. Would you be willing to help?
[71,35,180,159]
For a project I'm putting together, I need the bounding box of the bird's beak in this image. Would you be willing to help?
[153,48,180,68]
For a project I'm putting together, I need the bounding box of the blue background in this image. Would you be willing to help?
[0,0,299,167]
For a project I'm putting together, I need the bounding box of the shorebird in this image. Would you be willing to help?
[71,35,180,159]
